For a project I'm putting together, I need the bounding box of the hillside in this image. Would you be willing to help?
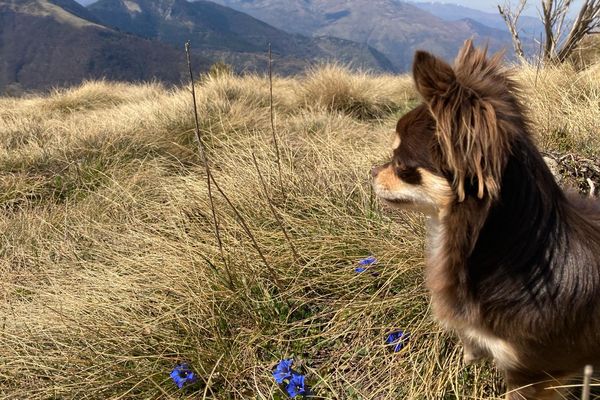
[0,0,210,92]
[410,1,544,36]
[209,0,518,70]
[1,61,599,398]
[87,0,396,73]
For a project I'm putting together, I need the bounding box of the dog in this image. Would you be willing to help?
[371,40,600,399]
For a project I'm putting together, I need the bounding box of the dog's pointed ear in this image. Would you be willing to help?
[413,43,509,202]
[412,51,456,102]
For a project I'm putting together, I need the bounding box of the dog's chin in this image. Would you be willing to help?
[381,198,412,207]
[380,197,435,215]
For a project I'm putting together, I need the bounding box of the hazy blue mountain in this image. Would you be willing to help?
[209,0,520,70]
[86,0,396,73]
[410,2,544,37]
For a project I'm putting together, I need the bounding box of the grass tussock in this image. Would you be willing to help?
[0,63,598,399]
[518,64,600,156]
[301,64,418,119]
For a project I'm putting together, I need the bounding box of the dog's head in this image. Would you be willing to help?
[372,41,524,216]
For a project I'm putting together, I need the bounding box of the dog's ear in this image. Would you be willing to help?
[413,41,507,202]
[412,51,456,102]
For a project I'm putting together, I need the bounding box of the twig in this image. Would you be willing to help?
[587,178,596,197]
[268,43,284,196]
[498,1,528,62]
[185,41,234,289]
[582,365,593,400]
[251,152,300,262]
[535,32,544,87]
[209,173,283,290]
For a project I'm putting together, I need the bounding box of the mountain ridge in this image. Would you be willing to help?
[209,0,519,70]
[86,0,396,73]
[410,1,543,37]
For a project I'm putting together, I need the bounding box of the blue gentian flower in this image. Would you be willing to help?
[286,373,307,398]
[170,363,197,389]
[358,256,377,266]
[386,330,410,352]
[356,256,377,273]
[272,358,293,384]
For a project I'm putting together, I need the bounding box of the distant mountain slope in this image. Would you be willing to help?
[49,0,101,22]
[0,0,211,92]
[210,0,519,71]
[86,0,396,73]
[410,2,543,37]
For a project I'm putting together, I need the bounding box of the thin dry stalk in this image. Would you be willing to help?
[582,365,593,400]
[251,152,300,262]
[268,43,284,196]
[185,41,234,289]
[208,173,283,290]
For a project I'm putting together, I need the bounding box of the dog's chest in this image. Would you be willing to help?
[424,218,461,320]
[424,218,520,369]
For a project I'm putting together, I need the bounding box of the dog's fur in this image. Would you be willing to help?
[371,41,600,399]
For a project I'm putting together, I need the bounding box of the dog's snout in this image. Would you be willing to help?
[371,165,384,178]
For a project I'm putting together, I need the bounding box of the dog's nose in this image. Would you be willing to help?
[371,165,383,178]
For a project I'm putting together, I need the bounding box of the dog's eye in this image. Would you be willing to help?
[395,165,422,185]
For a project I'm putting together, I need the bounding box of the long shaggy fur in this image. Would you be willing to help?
[372,40,600,399]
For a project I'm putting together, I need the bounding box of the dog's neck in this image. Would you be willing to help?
[426,136,566,328]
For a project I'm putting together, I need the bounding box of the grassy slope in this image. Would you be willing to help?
[0,64,599,399]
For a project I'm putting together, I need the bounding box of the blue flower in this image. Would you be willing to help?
[272,358,293,384]
[386,330,410,352]
[355,256,377,273]
[170,364,197,389]
[286,373,307,398]
[358,256,377,266]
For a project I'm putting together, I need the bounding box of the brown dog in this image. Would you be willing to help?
[371,40,600,399]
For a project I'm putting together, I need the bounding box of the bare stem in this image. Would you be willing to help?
[185,41,234,289]
[209,173,283,290]
[268,43,284,197]
[582,365,593,400]
[252,152,300,262]
[498,1,527,62]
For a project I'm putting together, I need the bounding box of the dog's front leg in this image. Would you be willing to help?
[458,332,488,365]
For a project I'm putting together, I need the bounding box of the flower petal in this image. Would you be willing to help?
[358,256,377,266]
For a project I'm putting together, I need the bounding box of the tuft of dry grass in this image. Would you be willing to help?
[301,64,418,120]
[0,63,598,399]
[518,63,600,156]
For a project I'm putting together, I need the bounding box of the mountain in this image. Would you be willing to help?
[209,0,520,71]
[0,0,211,93]
[86,0,396,73]
[410,2,543,37]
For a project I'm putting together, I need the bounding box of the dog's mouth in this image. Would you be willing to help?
[381,197,413,206]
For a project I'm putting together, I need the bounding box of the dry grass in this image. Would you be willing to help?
[518,63,600,156]
[0,63,598,399]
